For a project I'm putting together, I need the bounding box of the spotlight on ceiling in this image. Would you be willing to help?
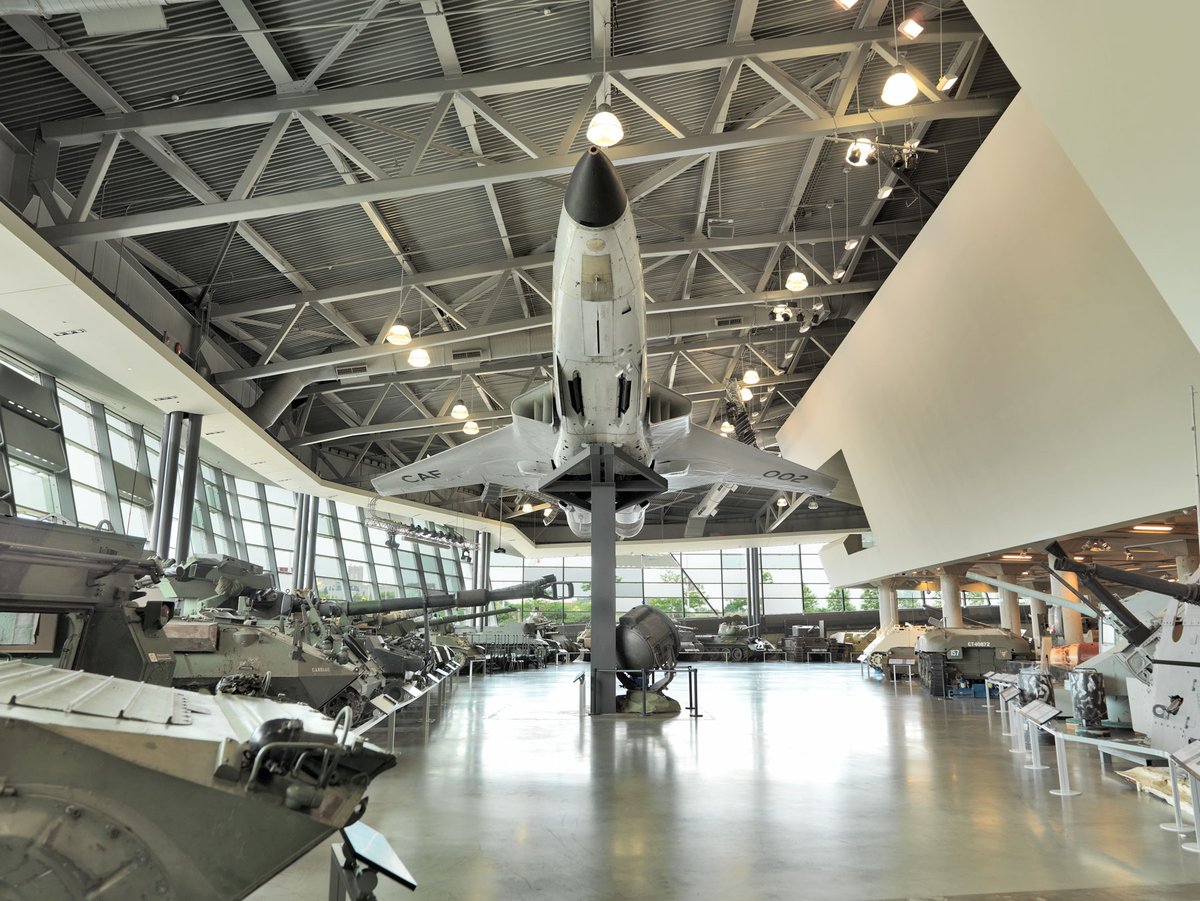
[785,270,809,292]
[461,548,472,563]
[807,499,819,510]
[843,238,860,251]
[450,400,469,420]
[898,17,923,39]
[881,66,919,106]
[845,137,876,167]
[769,303,793,323]
[742,368,760,385]
[407,347,431,368]
[385,322,411,346]
[586,103,624,148]
[776,495,788,507]
[463,419,480,436]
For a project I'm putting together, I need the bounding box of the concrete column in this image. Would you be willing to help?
[1176,555,1200,581]
[1048,561,1084,644]
[940,573,964,628]
[877,581,899,631]
[998,587,1021,634]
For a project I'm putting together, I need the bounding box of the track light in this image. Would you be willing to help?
[881,66,919,106]
[739,386,753,402]
[898,17,923,39]
[463,419,480,436]
[720,420,735,434]
[742,368,760,385]
[407,347,431,368]
[785,270,808,292]
[586,103,624,148]
[385,322,411,346]
[845,137,876,167]
[450,400,469,420]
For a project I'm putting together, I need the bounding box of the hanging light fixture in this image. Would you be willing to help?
[587,103,624,148]
[739,386,753,402]
[898,17,923,39]
[462,419,480,436]
[407,347,430,368]
[881,65,919,106]
[585,16,623,148]
[844,238,859,251]
[385,322,411,346]
[832,267,847,279]
[877,184,893,200]
[720,420,735,434]
[936,73,958,92]
[845,137,875,167]
[785,269,808,292]
[776,495,789,507]
[521,501,534,514]
[807,499,820,510]
[835,0,859,8]
[742,368,760,385]
[450,399,469,420]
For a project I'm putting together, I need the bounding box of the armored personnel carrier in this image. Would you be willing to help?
[0,658,397,900]
[860,623,929,673]
[915,625,1033,696]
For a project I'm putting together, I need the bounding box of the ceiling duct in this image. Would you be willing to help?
[0,0,201,34]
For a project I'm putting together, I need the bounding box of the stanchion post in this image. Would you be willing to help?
[1025,720,1048,770]
[999,691,1011,736]
[983,678,994,711]
[1183,772,1200,854]
[1162,757,1192,834]
[1010,711,1027,755]
[1049,731,1081,797]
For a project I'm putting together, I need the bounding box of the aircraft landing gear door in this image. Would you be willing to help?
[581,253,614,358]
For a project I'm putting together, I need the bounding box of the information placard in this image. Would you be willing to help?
[1019,700,1061,726]
[1171,742,1200,779]
[1000,687,1021,704]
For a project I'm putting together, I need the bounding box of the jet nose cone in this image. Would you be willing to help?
[564,146,627,228]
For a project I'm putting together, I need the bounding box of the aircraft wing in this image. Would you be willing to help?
[651,421,837,496]
[372,421,555,496]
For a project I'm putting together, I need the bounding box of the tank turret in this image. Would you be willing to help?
[290,574,572,619]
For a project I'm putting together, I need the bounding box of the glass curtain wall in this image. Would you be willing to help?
[0,353,466,600]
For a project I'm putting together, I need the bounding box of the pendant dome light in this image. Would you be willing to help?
[407,347,430,368]
[720,420,735,434]
[785,270,809,292]
[739,386,753,402]
[451,400,469,420]
[881,66,919,106]
[742,368,760,385]
[462,419,480,436]
[587,104,623,148]
[385,322,411,346]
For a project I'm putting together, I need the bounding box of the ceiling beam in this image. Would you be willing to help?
[40,98,1006,245]
[40,26,981,146]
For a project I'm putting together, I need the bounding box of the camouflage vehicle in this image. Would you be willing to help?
[915,625,1033,697]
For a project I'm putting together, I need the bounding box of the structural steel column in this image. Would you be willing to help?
[590,476,618,715]
[304,496,320,591]
[148,411,175,555]
[173,413,203,562]
[999,587,1021,634]
[291,494,309,592]
[154,410,184,559]
[1048,560,1084,644]
[940,572,964,628]
[877,580,898,631]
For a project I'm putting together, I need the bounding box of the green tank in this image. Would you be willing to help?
[0,658,397,900]
[915,625,1034,696]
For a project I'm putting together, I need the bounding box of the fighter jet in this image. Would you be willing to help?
[373,146,836,539]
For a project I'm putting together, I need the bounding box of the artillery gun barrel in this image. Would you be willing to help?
[418,607,518,629]
[1046,540,1170,644]
[303,574,571,618]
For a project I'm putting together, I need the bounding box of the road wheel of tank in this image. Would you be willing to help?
[323,688,368,726]
[729,645,748,663]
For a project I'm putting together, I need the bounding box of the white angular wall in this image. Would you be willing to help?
[777,94,1200,586]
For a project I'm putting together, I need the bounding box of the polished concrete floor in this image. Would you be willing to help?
[251,664,1200,901]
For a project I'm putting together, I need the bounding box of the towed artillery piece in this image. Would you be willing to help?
[1045,541,1196,749]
